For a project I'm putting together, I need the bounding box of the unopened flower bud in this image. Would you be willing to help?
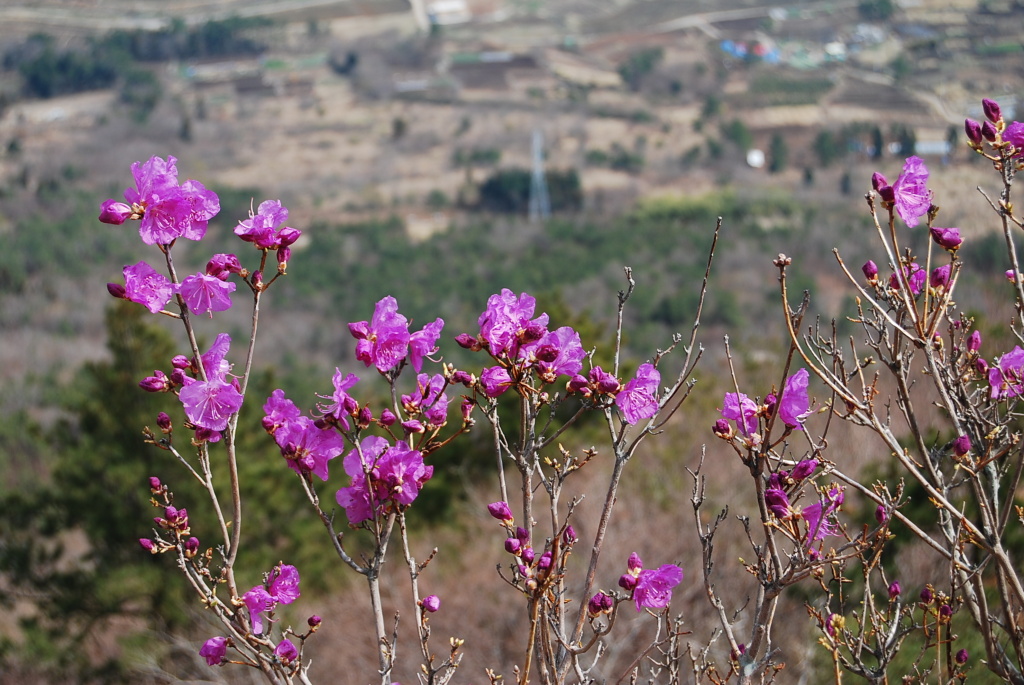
[99,199,133,225]
[156,412,172,432]
[563,525,577,545]
[627,552,643,574]
[930,265,951,290]
[422,594,441,612]
[953,434,971,457]
[567,374,589,394]
[252,270,263,288]
[308,615,322,628]
[537,551,552,570]
[965,118,983,145]
[983,98,1002,123]
[504,537,521,555]
[521,323,546,344]
[278,227,301,247]
[930,226,963,251]
[452,370,474,386]
[791,459,818,481]
[712,418,732,439]
[515,526,530,544]
[618,573,638,591]
[956,648,968,664]
[521,547,535,564]
[185,536,200,558]
[107,282,127,298]
[487,501,514,522]
[982,121,997,142]
[920,586,933,603]
[871,172,888,191]
[875,504,889,524]
[587,592,613,617]
[149,476,162,491]
[378,408,397,427]
[139,371,171,392]
[277,247,291,272]
[878,185,895,203]
[402,419,425,434]
[939,604,953,618]
[967,330,982,353]
[862,260,879,284]
[139,538,156,553]
[357,406,372,429]
[888,580,901,601]
[976,358,989,374]
[461,398,474,423]
[454,333,482,351]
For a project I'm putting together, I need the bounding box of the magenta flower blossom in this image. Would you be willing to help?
[764,487,793,519]
[989,345,1024,400]
[804,486,844,544]
[335,436,433,524]
[274,638,298,663]
[778,368,811,430]
[616,363,660,424]
[262,389,302,436]
[409,318,444,372]
[274,415,345,481]
[634,563,684,612]
[721,392,758,436]
[199,636,228,666]
[478,289,549,357]
[178,334,243,431]
[480,365,514,397]
[891,156,931,227]
[235,200,302,250]
[889,263,926,296]
[529,326,585,383]
[1005,121,1024,152]
[268,564,301,604]
[205,253,243,280]
[349,296,411,373]
[408,373,450,427]
[104,156,220,245]
[122,261,175,314]
[242,586,275,634]
[316,368,360,430]
[179,272,236,316]
[967,330,982,354]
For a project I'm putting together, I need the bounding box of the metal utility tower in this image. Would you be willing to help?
[529,128,551,223]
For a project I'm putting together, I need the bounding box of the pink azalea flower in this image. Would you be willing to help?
[179,272,236,316]
[178,334,243,431]
[122,261,175,313]
[480,366,513,397]
[234,200,301,249]
[634,563,683,612]
[778,368,811,430]
[274,416,344,481]
[804,486,844,544]
[316,368,360,430]
[721,392,758,436]
[349,296,410,373]
[478,289,549,357]
[199,636,228,666]
[268,564,301,604]
[891,156,931,227]
[616,363,660,424]
[528,326,585,383]
[107,156,220,245]
[989,345,1024,400]
[242,586,274,634]
[409,318,444,372]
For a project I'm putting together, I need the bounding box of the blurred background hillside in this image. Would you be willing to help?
[0,0,1020,682]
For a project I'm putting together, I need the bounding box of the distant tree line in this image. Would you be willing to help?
[3,17,272,102]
